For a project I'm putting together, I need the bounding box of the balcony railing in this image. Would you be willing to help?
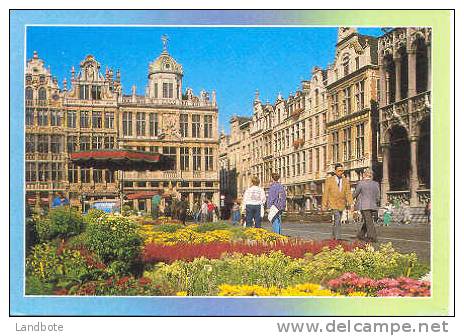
[386,190,410,205]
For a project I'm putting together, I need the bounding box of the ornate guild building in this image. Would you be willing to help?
[378,27,431,207]
[25,37,220,212]
[219,26,431,214]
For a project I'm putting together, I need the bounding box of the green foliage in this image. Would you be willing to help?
[145,251,306,296]
[68,276,162,296]
[122,205,135,216]
[83,208,106,226]
[25,216,40,253]
[84,215,143,275]
[193,222,230,233]
[35,206,84,241]
[302,243,429,283]
[25,275,55,295]
[25,242,107,293]
[154,223,184,233]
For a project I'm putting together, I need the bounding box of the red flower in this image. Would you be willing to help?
[138,277,152,286]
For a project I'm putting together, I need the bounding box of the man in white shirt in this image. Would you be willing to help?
[242,176,267,228]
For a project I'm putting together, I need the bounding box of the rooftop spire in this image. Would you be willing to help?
[161,34,169,53]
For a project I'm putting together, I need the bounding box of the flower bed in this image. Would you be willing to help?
[142,240,364,264]
[326,272,430,297]
[26,211,431,297]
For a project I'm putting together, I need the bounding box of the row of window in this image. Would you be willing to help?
[25,134,116,153]
[26,109,116,129]
[25,87,47,101]
[331,123,366,162]
[329,80,366,117]
[153,82,176,99]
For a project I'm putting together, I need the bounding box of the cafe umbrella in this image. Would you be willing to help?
[69,149,174,210]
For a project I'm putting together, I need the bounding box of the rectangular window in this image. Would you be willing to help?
[136,112,146,136]
[50,110,61,126]
[38,109,48,126]
[104,112,115,129]
[79,85,90,100]
[37,135,48,153]
[343,127,352,161]
[193,147,201,171]
[149,113,159,137]
[343,87,351,114]
[356,123,365,159]
[91,86,101,100]
[355,56,360,70]
[80,135,90,151]
[80,111,90,128]
[92,135,103,150]
[331,93,339,118]
[302,151,306,174]
[67,135,77,153]
[332,131,339,163]
[180,114,188,137]
[149,146,159,153]
[123,112,133,136]
[26,134,35,153]
[93,169,103,183]
[163,147,177,170]
[322,113,327,134]
[315,148,320,172]
[296,152,301,176]
[154,83,158,98]
[50,135,62,154]
[308,150,313,173]
[26,162,36,182]
[80,168,90,183]
[67,110,77,128]
[26,108,34,126]
[68,164,78,183]
[355,80,365,111]
[315,116,320,137]
[180,147,189,171]
[51,163,62,182]
[192,115,201,138]
[38,163,49,182]
[205,147,213,171]
[104,135,115,149]
[162,83,174,98]
[105,170,115,183]
[92,111,102,128]
[204,115,213,138]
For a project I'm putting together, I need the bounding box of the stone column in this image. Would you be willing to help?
[394,56,402,102]
[385,72,391,105]
[409,136,419,206]
[381,144,390,205]
[133,199,139,211]
[427,44,432,91]
[407,49,417,98]
[377,60,386,107]
[147,196,152,213]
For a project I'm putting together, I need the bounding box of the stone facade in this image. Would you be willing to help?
[378,27,431,206]
[219,27,383,213]
[25,39,220,213]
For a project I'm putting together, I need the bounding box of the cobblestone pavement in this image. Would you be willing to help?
[261,220,431,264]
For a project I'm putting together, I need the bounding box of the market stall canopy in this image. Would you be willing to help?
[126,191,159,200]
[69,149,174,171]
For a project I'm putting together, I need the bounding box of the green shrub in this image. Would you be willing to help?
[302,243,429,283]
[84,215,143,275]
[35,206,84,241]
[83,208,106,226]
[25,242,106,293]
[145,251,306,296]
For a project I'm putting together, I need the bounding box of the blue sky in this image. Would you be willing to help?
[26,26,383,132]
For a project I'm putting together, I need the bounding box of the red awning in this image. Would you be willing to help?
[69,149,174,171]
[126,191,159,200]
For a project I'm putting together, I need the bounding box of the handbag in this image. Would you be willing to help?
[267,205,279,222]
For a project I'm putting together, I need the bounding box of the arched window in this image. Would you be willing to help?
[38,87,47,100]
[343,55,350,77]
[25,87,33,100]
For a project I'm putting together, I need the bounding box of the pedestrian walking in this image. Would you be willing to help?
[207,200,215,222]
[151,190,162,220]
[353,168,380,243]
[322,163,354,240]
[201,200,209,222]
[266,173,286,234]
[231,200,241,226]
[243,176,266,228]
[177,195,189,225]
[192,201,201,223]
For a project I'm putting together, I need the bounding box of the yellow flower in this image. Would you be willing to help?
[176,291,188,296]
[348,291,368,297]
